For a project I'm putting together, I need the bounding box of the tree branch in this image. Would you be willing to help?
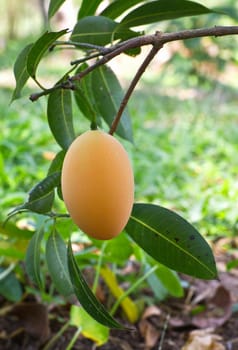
[109,32,163,135]
[29,25,238,102]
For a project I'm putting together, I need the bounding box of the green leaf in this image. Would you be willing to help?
[46,230,74,296]
[71,16,139,47]
[0,247,25,260]
[47,150,66,175]
[155,264,183,298]
[74,64,100,126]
[145,265,168,301]
[71,16,116,46]
[214,6,238,21]
[147,259,184,298]
[27,29,68,79]
[12,172,60,214]
[48,0,66,19]
[47,88,75,150]
[0,222,33,240]
[70,305,109,346]
[126,203,217,279]
[77,0,104,19]
[67,240,124,329]
[91,65,133,142]
[0,268,22,302]
[104,233,133,266]
[100,0,145,20]
[25,228,44,289]
[11,43,33,102]
[120,0,214,27]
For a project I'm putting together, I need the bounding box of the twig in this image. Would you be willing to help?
[29,25,238,102]
[158,313,171,350]
[51,40,110,53]
[109,32,163,135]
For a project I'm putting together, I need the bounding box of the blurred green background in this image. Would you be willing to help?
[1,0,238,243]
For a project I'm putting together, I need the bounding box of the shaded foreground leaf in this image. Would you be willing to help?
[25,227,44,289]
[126,203,217,279]
[74,64,100,126]
[46,230,73,296]
[91,65,133,142]
[67,240,124,329]
[120,0,214,27]
[47,89,75,150]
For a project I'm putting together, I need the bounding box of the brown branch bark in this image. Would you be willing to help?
[109,32,163,135]
[29,25,238,102]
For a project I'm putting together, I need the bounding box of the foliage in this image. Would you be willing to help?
[1,0,238,341]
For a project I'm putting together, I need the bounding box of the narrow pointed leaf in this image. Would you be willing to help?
[47,150,66,175]
[77,0,104,19]
[91,65,133,142]
[11,43,33,102]
[47,89,75,150]
[121,0,214,27]
[27,29,68,79]
[126,203,217,279]
[74,64,100,125]
[67,240,124,329]
[12,172,60,214]
[25,228,44,289]
[48,0,66,19]
[100,0,146,19]
[46,230,73,296]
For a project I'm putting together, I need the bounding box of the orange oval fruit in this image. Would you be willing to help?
[61,130,134,240]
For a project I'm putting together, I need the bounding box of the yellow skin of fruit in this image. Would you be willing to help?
[61,130,134,240]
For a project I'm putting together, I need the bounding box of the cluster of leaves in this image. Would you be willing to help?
[3,0,232,332]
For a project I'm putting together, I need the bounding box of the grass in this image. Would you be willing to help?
[1,36,238,242]
[129,78,238,238]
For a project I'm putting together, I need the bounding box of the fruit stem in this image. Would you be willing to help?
[109,33,163,136]
[90,121,98,130]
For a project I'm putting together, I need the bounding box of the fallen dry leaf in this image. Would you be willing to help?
[139,306,162,349]
[10,302,50,343]
[182,328,225,350]
[191,284,232,328]
[142,305,161,319]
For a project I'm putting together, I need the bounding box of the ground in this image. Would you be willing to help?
[1,241,238,350]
